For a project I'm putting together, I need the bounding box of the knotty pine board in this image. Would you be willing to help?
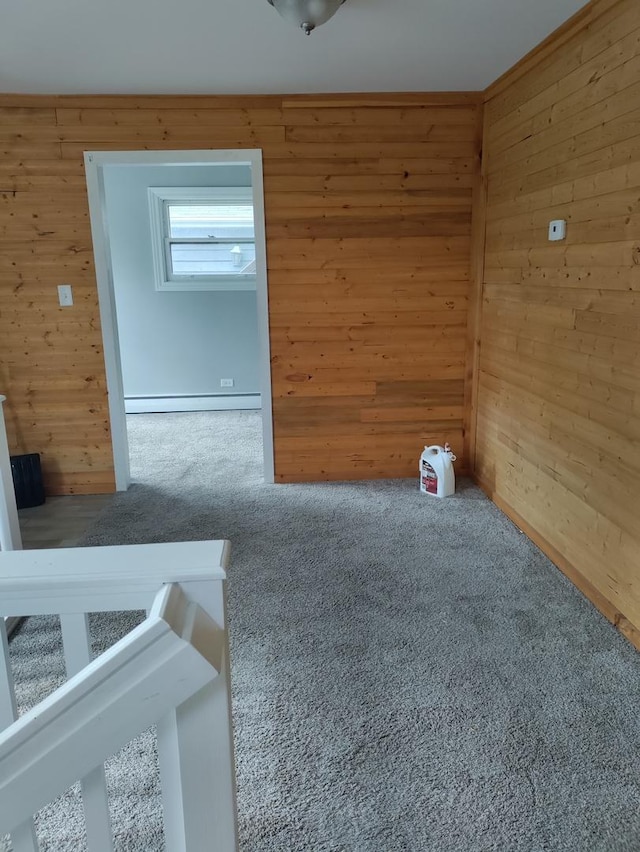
[477,0,640,640]
[0,93,481,491]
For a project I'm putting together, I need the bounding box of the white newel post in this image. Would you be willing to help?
[157,577,239,852]
[0,395,22,552]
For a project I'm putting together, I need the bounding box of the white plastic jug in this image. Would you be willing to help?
[419,443,456,498]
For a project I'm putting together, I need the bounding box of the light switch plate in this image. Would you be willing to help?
[220,378,234,388]
[57,284,73,306]
[548,220,567,241]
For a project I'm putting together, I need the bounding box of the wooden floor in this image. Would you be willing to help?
[18,494,113,550]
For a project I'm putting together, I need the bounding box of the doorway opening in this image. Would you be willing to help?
[84,150,274,490]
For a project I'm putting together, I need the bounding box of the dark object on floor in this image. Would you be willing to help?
[11,452,45,509]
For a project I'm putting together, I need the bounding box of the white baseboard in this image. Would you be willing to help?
[125,395,261,414]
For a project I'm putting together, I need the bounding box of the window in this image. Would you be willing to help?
[148,186,257,291]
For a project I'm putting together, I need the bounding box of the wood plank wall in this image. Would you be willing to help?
[477,0,640,643]
[0,92,481,492]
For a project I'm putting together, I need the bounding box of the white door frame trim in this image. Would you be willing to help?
[84,149,275,489]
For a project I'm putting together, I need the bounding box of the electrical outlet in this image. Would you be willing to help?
[220,378,234,388]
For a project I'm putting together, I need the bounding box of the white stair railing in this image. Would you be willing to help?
[0,394,35,849]
[0,540,238,852]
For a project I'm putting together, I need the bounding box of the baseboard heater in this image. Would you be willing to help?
[125,394,261,414]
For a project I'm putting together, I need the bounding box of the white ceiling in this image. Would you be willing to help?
[1,0,587,95]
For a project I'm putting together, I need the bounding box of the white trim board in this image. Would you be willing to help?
[125,395,261,414]
[83,149,275,489]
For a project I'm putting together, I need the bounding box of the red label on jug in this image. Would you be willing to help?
[421,460,438,494]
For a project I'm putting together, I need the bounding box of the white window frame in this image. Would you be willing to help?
[148,186,257,292]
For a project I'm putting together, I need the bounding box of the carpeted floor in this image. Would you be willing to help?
[6,410,640,851]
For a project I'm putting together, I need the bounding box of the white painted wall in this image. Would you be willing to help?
[102,164,260,406]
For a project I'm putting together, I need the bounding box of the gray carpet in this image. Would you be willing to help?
[5,410,640,851]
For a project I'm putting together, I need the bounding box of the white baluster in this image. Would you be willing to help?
[0,395,22,552]
[0,399,35,848]
[60,613,114,852]
[157,578,239,852]
[0,618,39,851]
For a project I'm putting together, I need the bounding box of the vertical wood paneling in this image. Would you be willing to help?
[478,0,640,642]
[0,92,481,491]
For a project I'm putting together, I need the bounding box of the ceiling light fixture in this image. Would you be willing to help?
[267,0,347,35]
